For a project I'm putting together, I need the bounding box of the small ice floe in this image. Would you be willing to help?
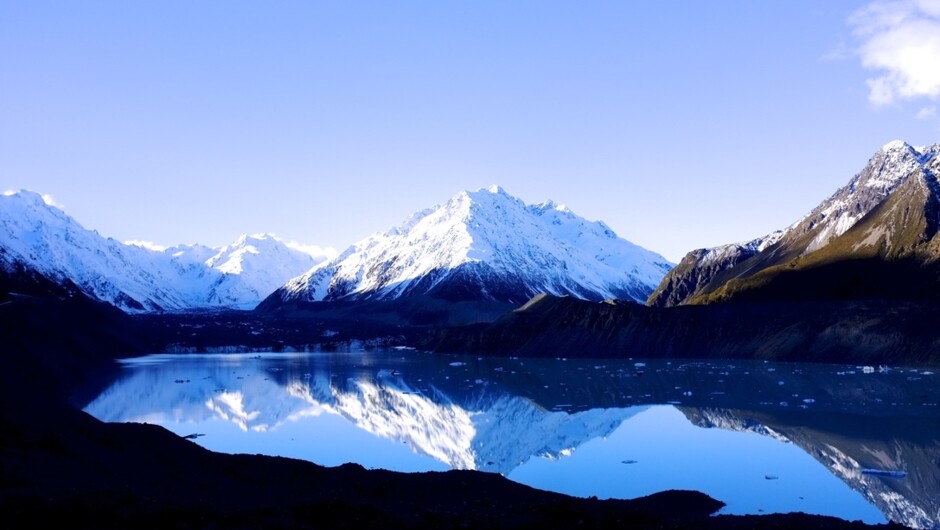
[682,391,692,397]
[392,346,416,351]
[634,362,646,368]
[802,398,815,404]
[922,371,935,375]
[449,362,466,367]
[861,366,876,374]
[764,475,779,480]
[861,469,907,478]
[377,369,401,378]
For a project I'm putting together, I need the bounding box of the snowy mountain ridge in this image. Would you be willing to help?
[0,190,332,311]
[271,186,673,305]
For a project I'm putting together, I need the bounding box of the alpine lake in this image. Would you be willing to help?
[84,348,940,529]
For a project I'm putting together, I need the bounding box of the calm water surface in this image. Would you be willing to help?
[84,350,940,528]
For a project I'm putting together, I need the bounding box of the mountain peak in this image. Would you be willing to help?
[649,139,940,306]
[881,139,912,152]
[268,188,673,306]
[2,189,66,213]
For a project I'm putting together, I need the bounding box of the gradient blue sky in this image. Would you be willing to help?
[2,1,939,262]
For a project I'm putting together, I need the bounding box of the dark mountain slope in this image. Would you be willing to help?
[650,141,940,307]
[693,156,940,304]
[429,294,940,366]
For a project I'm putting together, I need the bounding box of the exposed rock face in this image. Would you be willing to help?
[647,233,781,307]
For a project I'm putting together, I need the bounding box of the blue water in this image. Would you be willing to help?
[84,351,940,528]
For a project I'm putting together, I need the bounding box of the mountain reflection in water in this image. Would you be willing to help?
[84,352,940,528]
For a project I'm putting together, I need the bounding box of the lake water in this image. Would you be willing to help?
[84,349,940,528]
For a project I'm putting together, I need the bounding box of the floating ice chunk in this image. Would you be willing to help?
[861,469,907,478]
[449,362,466,367]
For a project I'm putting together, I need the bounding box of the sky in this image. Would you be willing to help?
[2,1,939,262]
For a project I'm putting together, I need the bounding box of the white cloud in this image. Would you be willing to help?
[125,240,169,252]
[41,193,64,209]
[850,0,940,106]
[915,105,937,119]
[284,241,339,261]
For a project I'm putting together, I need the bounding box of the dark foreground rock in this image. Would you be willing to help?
[2,397,726,529]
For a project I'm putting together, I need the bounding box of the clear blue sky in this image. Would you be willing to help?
[2,1,939,262]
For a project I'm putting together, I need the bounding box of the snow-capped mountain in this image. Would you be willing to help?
[203,234,332,307]
[649,140,940,306]
[268,186,673,306]
[0,190,331,311]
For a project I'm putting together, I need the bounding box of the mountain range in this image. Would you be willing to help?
[1,186,673,313]
[5,139,940,317]
[0,190,331,311]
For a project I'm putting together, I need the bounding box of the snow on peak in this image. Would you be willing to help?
[201,233,325,307]
[881,139,911,152]
[3,189,65,213]
[277,186,674,304]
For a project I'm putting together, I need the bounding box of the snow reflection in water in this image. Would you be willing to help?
[85,352,940,528]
